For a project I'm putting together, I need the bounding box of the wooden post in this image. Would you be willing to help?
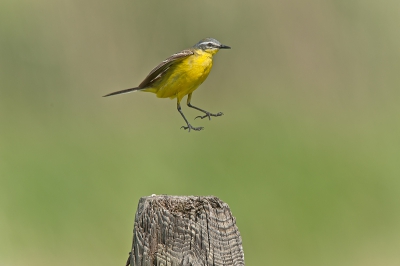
[126,195,245,266]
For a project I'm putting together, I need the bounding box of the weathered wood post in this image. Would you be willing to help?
[126,195,245,266]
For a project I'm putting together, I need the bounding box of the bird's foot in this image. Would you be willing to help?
[195,112,224,120]
[180,124,204,132]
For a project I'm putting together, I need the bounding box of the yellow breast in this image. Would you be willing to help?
[150,50,214,100]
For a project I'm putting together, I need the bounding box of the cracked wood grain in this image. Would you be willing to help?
[127,195,245,266]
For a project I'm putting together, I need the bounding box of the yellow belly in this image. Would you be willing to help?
[144,51,213,101]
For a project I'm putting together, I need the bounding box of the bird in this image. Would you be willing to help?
[103,38,231,131]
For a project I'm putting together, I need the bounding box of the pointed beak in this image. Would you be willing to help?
[219,44,231,49]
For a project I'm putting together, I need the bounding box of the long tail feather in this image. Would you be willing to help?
[103,87,141,97]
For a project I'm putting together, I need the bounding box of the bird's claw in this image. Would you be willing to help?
[180,124,204,132]
[195,112,224,120]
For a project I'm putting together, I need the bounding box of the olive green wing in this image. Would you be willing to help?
[138,49,194,88]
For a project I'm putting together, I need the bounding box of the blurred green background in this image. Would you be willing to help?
[1,0,400,265]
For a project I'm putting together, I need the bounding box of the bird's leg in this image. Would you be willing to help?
[186,93,223,120]
[177,100,203,132]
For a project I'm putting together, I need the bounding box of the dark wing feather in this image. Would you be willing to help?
[138,49,194,88]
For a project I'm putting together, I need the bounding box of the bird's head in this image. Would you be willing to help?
[193,38,231,55]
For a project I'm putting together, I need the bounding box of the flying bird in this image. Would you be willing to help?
[103,38,231,131]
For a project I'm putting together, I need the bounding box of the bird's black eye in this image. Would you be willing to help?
[207,42,213,47]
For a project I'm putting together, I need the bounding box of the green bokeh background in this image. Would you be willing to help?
[1,1,400,265]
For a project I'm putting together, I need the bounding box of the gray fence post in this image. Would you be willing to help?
[126,195,245,266]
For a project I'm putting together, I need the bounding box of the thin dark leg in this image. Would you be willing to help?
[177,100,203,132]
[187,93,223,120]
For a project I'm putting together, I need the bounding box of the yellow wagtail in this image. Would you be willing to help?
[103,38,231,131]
